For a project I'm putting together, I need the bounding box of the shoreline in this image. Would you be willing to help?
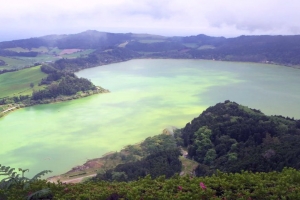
[2,58,299,183]
[0,87,109,119]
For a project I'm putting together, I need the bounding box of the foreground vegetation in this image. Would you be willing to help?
[1,168,300,199]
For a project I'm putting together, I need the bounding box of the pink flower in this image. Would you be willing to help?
[178,186,183,191]
[200,182,206,190]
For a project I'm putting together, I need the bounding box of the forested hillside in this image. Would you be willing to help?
[179,100,300,176]
[1,30,300,68]
[52,47,140,72]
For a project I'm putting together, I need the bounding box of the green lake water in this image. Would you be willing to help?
[1,59,300,178]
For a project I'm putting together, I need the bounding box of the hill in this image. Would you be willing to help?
[47,101,300,184]
[180,100,300,176]
[1,30,300,69]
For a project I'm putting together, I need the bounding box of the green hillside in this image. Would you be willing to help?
[180,100,300,176]
[0,66,47,98]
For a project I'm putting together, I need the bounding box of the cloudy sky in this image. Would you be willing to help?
[1,0,300,41]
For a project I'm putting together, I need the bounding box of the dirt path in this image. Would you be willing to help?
[48,174,97,184]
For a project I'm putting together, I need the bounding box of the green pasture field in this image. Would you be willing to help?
[31,46,49,53]
[198,45,215,50]
[132,33,167,39]
[183,43,199,48]
[1,47,95,70]
[48,47,61,55]
[14,55,59,64]
[0,56,33,70]
[4,47,30,52]
[137,39,167,43]
[0,66,47,98]
[5,46,49,53]
[61,49,95,58]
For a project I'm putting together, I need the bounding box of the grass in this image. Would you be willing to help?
[4,47,30,52]
[31,46,49,53]
[198,45,215,50]
[137,39,167,43]
[48,47,61,54]
[5,46,49,53]
[183,43,199,48]
[0,56,33,70]
[0,48,95,70]
[118,41,129,48]
[131,33,167,39]
[0,66,47,98]
[62,49,95,58]
[179,156,199,176]
[16,55,59,63]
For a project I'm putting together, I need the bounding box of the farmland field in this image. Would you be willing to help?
[0,66,47,98]
[138,39,167,43]
[61,49,95,58]
[5,46,49,53]
[0,56,35,70]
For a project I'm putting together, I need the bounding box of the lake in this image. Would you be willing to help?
[1,59,300,178]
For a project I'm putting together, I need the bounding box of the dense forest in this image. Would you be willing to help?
[179,100,300,176]
[95,149,181,182]
[91,134,181,182]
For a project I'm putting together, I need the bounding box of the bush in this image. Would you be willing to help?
[2,168,300,199]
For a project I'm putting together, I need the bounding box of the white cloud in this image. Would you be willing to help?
[1,0,300,41]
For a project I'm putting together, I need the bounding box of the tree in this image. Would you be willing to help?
[204,149,217,164]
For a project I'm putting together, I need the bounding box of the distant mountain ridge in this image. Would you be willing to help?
[0,30,132,49]
[1,30,300,67]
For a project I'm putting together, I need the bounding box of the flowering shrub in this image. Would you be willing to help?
[1,168,300,199]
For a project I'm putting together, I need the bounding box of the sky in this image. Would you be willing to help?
[1,0,300,41]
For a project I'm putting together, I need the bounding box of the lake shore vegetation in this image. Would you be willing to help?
[0,101,296,199]
[0,64,109,118]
